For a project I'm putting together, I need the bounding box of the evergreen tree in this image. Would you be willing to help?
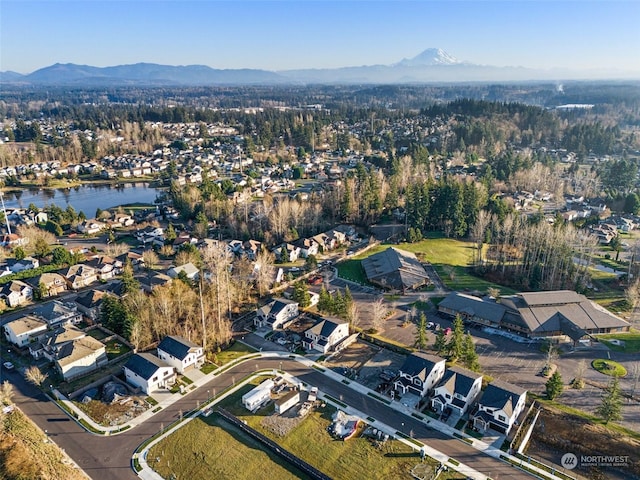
[165,224,177,243]
[293,282,311,308]
[318,286,330,312]
[447,315,465,360]
[434,328,447,355]
[545,370,564,400]
[121,260,140,294]
[596,377,623,424]
[415,313,428,350]
[13,246,26,260]
[462,333,481,371]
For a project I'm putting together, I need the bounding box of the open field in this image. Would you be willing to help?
[337,234,517,294]
[0,408,87,480]
[597,329,640,353]
[148,415,309,480]
[151,378,457,480]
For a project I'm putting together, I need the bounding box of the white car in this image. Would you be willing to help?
[3,361,15,371]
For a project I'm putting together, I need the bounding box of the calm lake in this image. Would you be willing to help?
[2,183,162,217]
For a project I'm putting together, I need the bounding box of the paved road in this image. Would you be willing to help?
[7,356,532,480]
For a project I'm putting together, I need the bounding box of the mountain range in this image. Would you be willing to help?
[1,48,637,86]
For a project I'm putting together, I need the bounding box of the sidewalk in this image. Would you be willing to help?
[52,346,575,480]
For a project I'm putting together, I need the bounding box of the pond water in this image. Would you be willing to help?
[1,183,162,217]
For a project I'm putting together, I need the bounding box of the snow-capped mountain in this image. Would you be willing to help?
[395,48,462,67]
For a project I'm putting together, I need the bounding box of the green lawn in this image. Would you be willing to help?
[211,342,258,367]
[597,329,640,353]
[149,415,309,480]
[86,328,110,341]
[336,235,517,295]
[104,339,131,360]
[591,358,627,377]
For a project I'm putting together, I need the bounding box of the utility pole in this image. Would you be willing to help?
[0,191,11,236]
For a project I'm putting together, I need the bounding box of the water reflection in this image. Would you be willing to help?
[2,183,160,216]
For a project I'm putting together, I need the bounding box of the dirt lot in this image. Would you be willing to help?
[527,405,640,480]
[324,341,406,390]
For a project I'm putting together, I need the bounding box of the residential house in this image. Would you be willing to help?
[116,251,145,271]
[77,219,107,235]
[0,233,28,248]
[0,280,33,308]
[255,298,299,329]
[471,380,527,435]
[302,318,350,354]
[157,335,205,374]
[394,352,446,397]
[167,262,199,280]
[293,238,319,259]
[273,243,301,262]
[61,264,98,290]
[311,233,336,252]
[28,272,68,298]
[53,335,108,381]
[3,316,48,347]
[242,239,262,260]
[124,353,176,394]
[6,257,40,274]
[32,300,82,328]
[29,325,86,360]
[74,289,105,322]
[139,272,173,293]
[431,366,483,416]
[85,255,122,280]
[135,226,164,246]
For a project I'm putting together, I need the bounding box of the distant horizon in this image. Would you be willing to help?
[1,1,639,75]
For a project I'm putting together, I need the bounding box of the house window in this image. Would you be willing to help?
[498,415,506,421]
[445,394,451,399]
[152,376,158,382]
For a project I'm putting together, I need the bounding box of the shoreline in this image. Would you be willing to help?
[0,177,163,194]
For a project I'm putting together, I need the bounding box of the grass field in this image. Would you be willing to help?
[596,329,640,353]
[105,339,131,360]
[337,234,516,294]
[150,378,456,480]
[1,408,87,480]
[211,342,258,367]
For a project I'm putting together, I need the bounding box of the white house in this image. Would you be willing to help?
[77,219,107,235]
[292,238,319,258]
[157,335,205,374]
[255,298,299,329]
[3,316,48,347]
[242,379,274,411]
[124,353,176,394]
[394,352,446,397]
[303,318,350,354]
[431,366,483,416]
[471,380,527,435]
[0,280,33,308]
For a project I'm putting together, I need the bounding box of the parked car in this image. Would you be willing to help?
[3,361,15,371]
[443,327,452,335]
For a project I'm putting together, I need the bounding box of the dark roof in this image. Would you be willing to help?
[75,289,105,309]
[479,380,527,416]
[439,292,506,324]
[306,318,347,338]
[501,290,630,334]
[125,353,171,380]
[157,335,200,360]
[437,366,483,398]
[361,247,430,291]
[398,352,445,381]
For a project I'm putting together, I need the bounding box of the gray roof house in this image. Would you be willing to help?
[471,380,527,435]
[157,335,205,373]
[255,298,299,330]
[431,366,483,416]
[361,247,430,292]
[394,352,446,397]
[124,353,176,394]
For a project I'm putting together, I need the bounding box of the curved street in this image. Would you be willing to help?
[8,356,533,480]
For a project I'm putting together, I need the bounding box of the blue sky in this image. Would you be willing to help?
[1,1,639,74]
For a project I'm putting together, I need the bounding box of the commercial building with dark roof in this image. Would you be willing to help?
[361,247,430,292]
[438,290,630,341]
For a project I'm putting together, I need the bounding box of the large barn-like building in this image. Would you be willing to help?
[438,290,630,341]
[361,247,430,292]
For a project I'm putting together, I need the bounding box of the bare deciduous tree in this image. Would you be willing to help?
[0,381,14,406]
[371,297,388,333]
[25,366,48,389]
